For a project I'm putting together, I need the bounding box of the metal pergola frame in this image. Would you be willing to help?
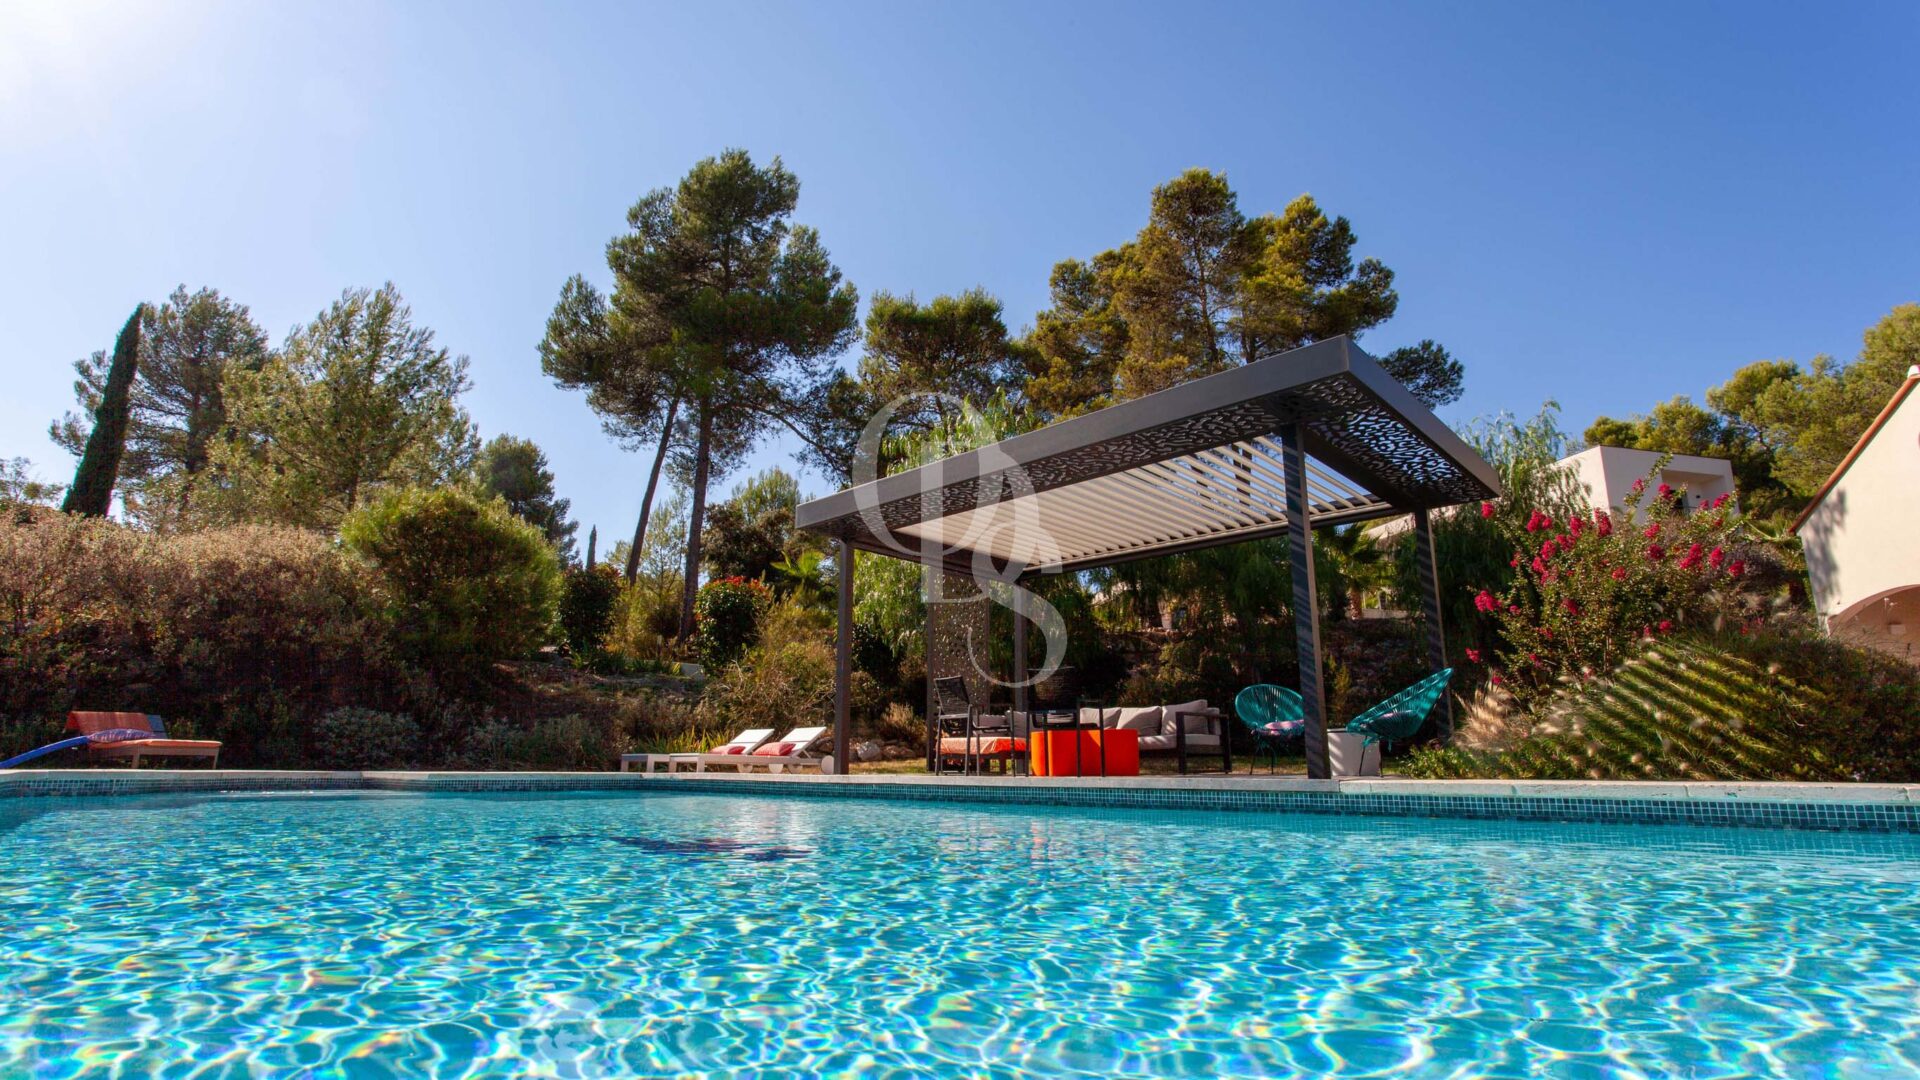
[796,335,1502,778]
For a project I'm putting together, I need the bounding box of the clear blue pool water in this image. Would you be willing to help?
[3,791,1920,1078]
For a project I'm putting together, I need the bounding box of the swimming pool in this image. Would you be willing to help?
[3,790,1918,1077]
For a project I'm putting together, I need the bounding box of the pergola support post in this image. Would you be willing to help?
[1278,423,1330,779]
[833,539,854,774]
[1412,507,1452,740]
[1012,584,1029,776]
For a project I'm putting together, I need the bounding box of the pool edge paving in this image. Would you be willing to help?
[4,768,1920,833]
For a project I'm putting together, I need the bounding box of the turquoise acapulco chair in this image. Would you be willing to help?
[1346,668,1455,753]
[1233,684,1306,774]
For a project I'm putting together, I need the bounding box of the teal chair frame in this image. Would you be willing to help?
[1232,684,1306,775]
[1346,668,1454,751]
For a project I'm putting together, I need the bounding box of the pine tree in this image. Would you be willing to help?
[214,284,477,527]
[61,306,145,517]
[596,150,857,636]
[473,434,578,561]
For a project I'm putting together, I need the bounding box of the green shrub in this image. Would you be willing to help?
[1403,629,1920,782]
[311,707,420,768]
[558,564,621,659]
[581,652,674,677]
[341,488,563,675]
[602,576,684,662]
[0,714,65,764]
[0,514,404,763]
[453,713,610,770]
[693,576,773,669]
[875,701,924,745]
[852,618,898,684]
[701,596,868,735]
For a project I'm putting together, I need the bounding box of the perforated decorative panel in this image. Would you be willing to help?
[798,338,1499,573]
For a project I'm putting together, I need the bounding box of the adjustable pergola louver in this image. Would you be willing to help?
[796,336,1502,778]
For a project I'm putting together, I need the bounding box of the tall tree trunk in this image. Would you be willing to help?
[676,400,715,640]
[624,396,679,584]
[177,383,210,518]
[62,306,145,518]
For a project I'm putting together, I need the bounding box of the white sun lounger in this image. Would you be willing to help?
[633,728,775,773]
[676,726,833,773]
[725,726,834,774]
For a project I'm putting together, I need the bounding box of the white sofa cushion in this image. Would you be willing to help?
[1114,706,1162,732]
[1078,707,1118,729]
[1137,732,1222,751]
[1161,700,1211,736]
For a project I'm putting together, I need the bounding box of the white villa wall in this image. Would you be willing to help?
[1797,376,1920,656]
[1558,446,1736,519]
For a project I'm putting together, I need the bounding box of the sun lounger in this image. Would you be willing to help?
[725,726,834,774]
[65,712,221,768]
[627,728,774,773]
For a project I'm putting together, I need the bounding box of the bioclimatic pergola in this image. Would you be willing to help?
[795,336,1502,778]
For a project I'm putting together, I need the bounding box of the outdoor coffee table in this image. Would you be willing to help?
[1028,712,1139,777]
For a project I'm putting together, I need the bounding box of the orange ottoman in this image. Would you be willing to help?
[1031,728,1139,776]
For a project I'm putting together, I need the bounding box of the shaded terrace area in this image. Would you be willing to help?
[795,335,1502,778]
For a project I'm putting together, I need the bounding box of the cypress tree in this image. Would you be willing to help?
[61,306,145,517]
[585,525,597,568]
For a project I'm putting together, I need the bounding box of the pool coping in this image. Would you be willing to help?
[5,768,1920,833]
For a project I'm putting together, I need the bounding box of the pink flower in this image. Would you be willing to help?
[1528,652,1541,666]
[1540,538,1557,561]
[1491,673,1505,685]
[1481,501,1496,519]
[1658,619,1674,634]
[1708,546,1726,569]
[1611,566,1628,581]
[1596,514,1613,538]
[1727,560,1746,578]
[1465,648,1483,663]
[1568,516,1586,536]
[1632,477,1646,493]
[1657,482,1674,498]
[1532,556,1550,576]
[1558,534,1576,554]
[1510,554,1522,569]
[1525,510,1548,533]
[1643,524,1660,539]
[1474,589,1496,613]
[1647,544,1666,560]
[1678,543,1704,570]
[1712,492,1731,509]
[1641,625,1653,638]
[1563,598,1580,615]
[1509,604,1522,615]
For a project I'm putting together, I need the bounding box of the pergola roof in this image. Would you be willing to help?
[796,336,1501,577]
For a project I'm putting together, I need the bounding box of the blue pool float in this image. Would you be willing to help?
[0,728,159,769]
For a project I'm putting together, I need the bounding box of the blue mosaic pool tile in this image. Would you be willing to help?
[4,770,1918,834]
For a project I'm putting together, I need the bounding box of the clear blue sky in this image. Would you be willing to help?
[3,1,1915,541]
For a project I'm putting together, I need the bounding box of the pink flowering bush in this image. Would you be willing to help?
[1473,471,1792,704]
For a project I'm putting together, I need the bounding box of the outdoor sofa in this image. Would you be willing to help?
[1072,701,1230,773]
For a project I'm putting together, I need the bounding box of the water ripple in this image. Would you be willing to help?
[2,792,1919,1077]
